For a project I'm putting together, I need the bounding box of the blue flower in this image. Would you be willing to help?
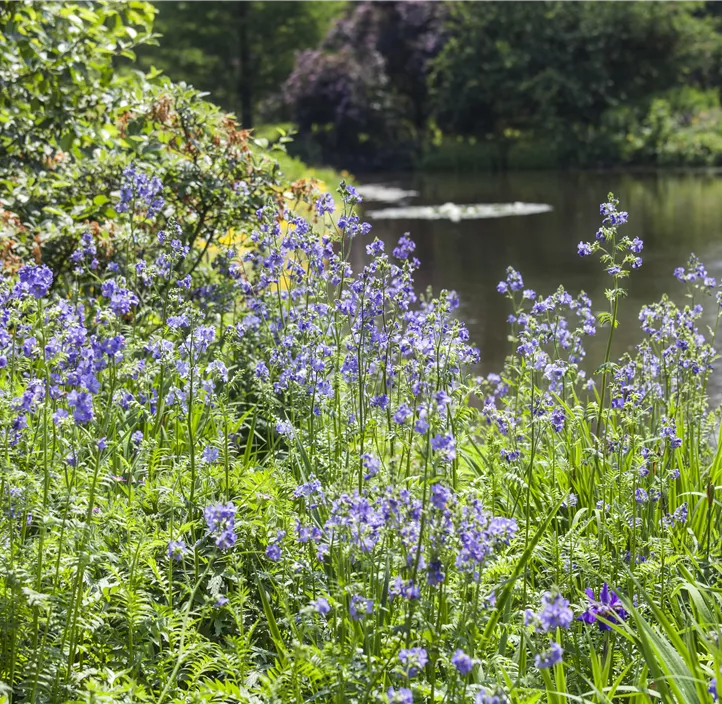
[315,192,335,216]
[578,242,593,256]
[393,404,412,424]
[399,647,428,677]
[537,592,574,632]
[387,687,413,704]
[550,408,565,433]
[393,233,416,259]
[361,453,381,480]
[67,390,94,424]
[535,641,563,669]
[265,529,286,562]
[201,445,219,464]
[204,502,237,549]
[276,419,295,437]
[630,237,644,253]
[168,540,187,561]
[431,433,456,462]
[311,597,330,614]
[451,648,473,676]
[366,239,384,256]
[19,264,53,299]
[578,583,628,630]
[349,594,374,620]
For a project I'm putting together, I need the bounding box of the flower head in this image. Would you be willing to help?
[399,647,428,677]
[535,641,563,669]
[451,649,473,676]
[578,583,628,630]
[168,540,187,561]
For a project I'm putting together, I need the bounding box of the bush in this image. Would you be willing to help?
[0,1,317,280]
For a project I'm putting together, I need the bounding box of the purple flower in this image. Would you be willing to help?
[312,597,330,614]
[630,237,644,253]
[362,453,381,480]
[710,668,720,701]
[451,649,473,676]
[431,433,456,462]
[578,242,593,256]
[538,592,574,632]
[265,543,282,561]
[578,583,628,630]
[315,192,335,216]
[393,233,416,259]
[399,647,428,677]
[265,529,286,562]
[394,404,412,424]
[427,559,445,586]
[67,390,94,424]
[204,502,237,550]
[635,488,648,504]
[660,418,682,449]
[201,445,219,464]
[97,437,107,451]
[430,483,452,510]
[276,419,295,437]
[215,596,230,607]
[387,687,413,704]
[349,594,374,620]
[535,641,563,669]
[19,264,53,298]
[389,576,420,601]
[366,239,384,256]
[342,184,362,204]
[370,394,389,409]
[550,408,565,433]
[132,430,143,446]
[168,540,187,561]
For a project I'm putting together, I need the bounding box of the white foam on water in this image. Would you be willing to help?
[366,201,553,222]
[355,184,419,203]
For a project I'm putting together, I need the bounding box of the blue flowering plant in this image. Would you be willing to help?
[2,175,722,704]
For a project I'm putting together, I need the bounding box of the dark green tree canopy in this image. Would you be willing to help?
[136,1,345,127]
[428,1,722,143]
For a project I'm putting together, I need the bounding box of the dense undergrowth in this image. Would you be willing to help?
[1,172,722,703]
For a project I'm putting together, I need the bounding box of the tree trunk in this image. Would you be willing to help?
[236,2,253,128]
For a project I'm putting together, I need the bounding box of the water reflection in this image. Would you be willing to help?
[355,170,722,396]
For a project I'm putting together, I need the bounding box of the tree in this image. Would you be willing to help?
[428,1,722,164]
[284,1,447,168]
[136,1,346,127]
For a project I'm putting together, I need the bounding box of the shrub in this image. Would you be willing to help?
[0,1,314,280]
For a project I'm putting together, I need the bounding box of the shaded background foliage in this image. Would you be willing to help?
[128,0,722,170]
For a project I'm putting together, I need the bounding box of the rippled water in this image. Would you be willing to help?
[354,170,722,395]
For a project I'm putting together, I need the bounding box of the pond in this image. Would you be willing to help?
[355,170,722,395]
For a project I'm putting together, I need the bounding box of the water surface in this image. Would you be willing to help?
[355,171,722,393]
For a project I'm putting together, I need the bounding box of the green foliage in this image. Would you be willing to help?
[135,1,346,127]
[0,1,325,279]
[428,1,722,167]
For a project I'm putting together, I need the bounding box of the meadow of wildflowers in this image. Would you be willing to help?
[1,161,722,704]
